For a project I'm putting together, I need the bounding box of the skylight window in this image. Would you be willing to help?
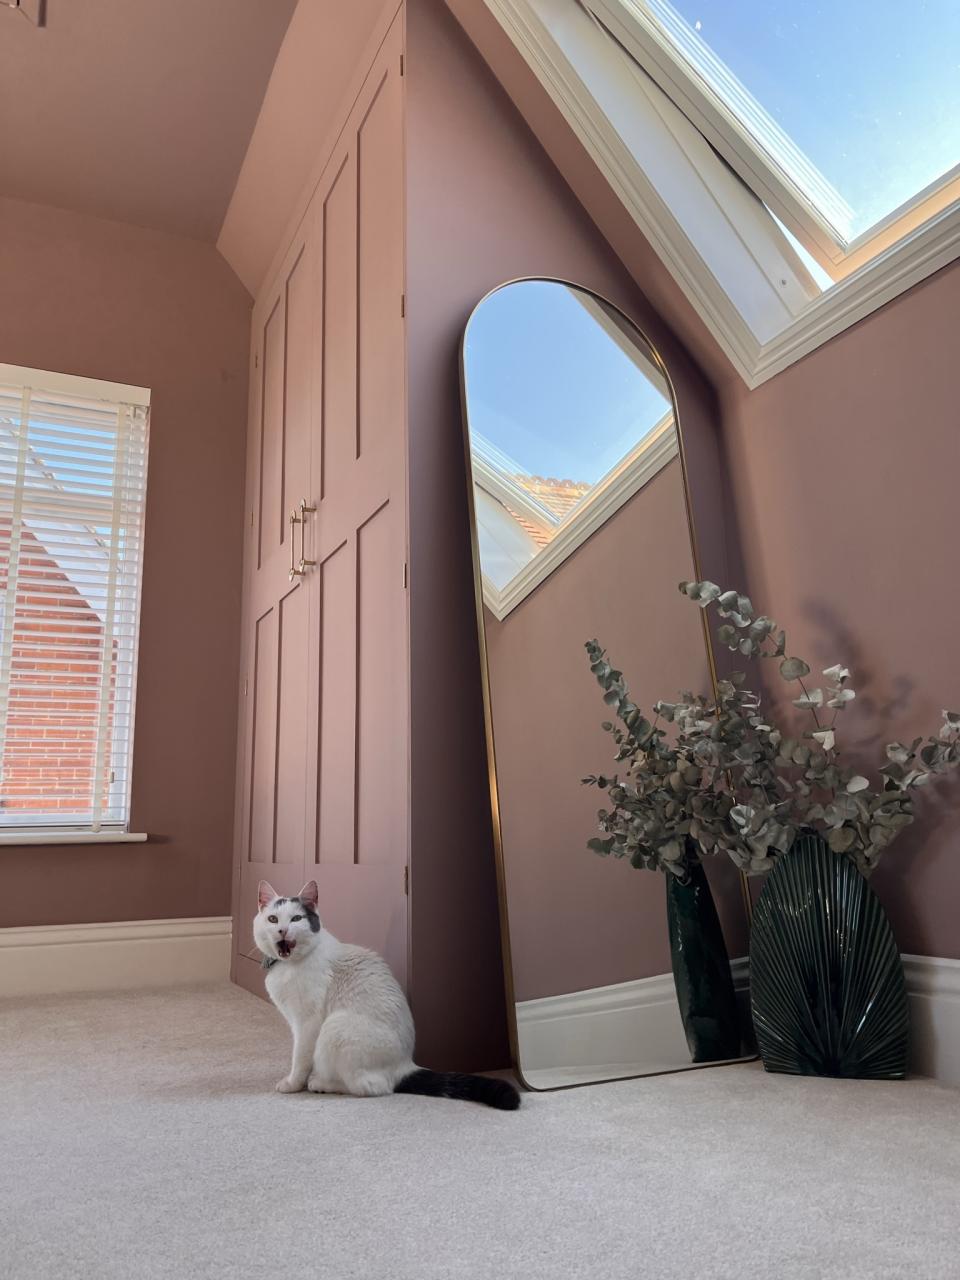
[589,0,960,275]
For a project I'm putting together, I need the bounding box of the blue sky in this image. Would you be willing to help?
[463,281,671,486]
[670,0,960,238]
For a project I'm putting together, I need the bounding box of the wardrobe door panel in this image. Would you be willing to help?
[232,222,318,987]
[307,17,408,988]
[316,539,356,866]
[233,14,407,994]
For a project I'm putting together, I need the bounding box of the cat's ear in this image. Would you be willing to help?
[258,880,277,910]
[298,880,319,913]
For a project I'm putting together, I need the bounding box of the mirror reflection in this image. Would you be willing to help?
[462,279,752,1088]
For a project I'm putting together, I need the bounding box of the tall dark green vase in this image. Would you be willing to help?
[750,830,909,1079]
[665,854,742,1062]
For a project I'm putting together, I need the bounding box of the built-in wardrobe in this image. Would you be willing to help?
[229,6,511,1070]
[229,0,719,1070]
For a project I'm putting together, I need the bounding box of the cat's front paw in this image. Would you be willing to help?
[276,1076,305,1094]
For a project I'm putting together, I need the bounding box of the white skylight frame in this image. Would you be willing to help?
[586,0,960,281]
[480,0,960,388]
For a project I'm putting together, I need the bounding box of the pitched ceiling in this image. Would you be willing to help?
[0,0,298,242]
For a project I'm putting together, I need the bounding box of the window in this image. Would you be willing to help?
[0,365,150,838]
[587,0,960,278]
[482,0,960,385]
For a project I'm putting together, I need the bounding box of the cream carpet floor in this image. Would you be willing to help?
[1,982,958,1280]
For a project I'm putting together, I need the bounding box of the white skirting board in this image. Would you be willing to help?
[0,917,232,998]
[903,954,960,1087]
[517,955,960,1088]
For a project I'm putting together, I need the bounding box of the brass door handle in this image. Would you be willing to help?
[298,498,317,575]
[289,508,303,581]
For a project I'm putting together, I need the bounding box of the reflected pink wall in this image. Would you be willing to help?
[485,460,745,1001]
[405,0,744,1040]
[719,258,960,960]
[0,196,251,928]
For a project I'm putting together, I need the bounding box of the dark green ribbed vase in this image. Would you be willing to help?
[750,831,909,1079]
[665,855,742,1062]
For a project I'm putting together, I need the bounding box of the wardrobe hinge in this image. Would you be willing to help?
[403,866,409,895]
[400,53,404,76]
[400,293,405,318]
[254,351,259,369]
[243,677,248,697]
[402,561,408,589]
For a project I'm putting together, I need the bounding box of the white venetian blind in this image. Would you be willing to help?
[0,364,150,834]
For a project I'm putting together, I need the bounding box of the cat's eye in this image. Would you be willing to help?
[290,914,302,922]
[267,915,278,924]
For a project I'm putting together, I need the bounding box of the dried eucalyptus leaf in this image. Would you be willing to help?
[793,689,824,709]
[780,657,811,681]
[828,826,856,852]
[822,664,850,683]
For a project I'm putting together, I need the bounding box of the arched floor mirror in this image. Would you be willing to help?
[460,278,755,1089]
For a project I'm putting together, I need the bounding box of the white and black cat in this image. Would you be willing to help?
[254,880,520,1111]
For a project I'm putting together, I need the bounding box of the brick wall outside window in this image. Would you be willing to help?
[0,519,116,816]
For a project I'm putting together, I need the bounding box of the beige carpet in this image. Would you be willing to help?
[1,983,958,1280]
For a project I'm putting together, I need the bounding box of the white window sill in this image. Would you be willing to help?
[0,832,149,846]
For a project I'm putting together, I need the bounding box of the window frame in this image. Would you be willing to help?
[476,414,678,620]
[481,0,960,387]
[586,0,960,281]
[0,362,150,844]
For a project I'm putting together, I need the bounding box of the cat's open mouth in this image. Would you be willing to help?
[276,939,295,958]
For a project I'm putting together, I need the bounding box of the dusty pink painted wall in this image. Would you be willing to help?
[444,0,960,963]
[719,259,960,961]
[0,196,251,928]
[485,460,746,1002]
[404,0,744,1046]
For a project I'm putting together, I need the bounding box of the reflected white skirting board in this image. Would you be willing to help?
[517,958,751,1081]
[517,955,960,1087]
[0,917,232,998]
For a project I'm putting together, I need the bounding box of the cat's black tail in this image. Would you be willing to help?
[394,1068,520,1110]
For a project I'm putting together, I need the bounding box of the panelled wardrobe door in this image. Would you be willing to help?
[304,18,408,989]
[233,220,320,991]
[231,15,408,995]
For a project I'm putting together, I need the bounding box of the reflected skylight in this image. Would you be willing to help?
[462,281,678,619]
[463,281,671,487]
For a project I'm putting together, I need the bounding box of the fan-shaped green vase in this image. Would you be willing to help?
[750,831,908,1078]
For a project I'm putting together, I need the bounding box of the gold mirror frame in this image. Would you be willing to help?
[459,277,754,1091]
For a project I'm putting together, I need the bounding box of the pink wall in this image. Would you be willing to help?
[484,460,747,1001]
[0,196,251,928]
[718,258,960,960]
[404,0,742,1052]
[443,0,960,962]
